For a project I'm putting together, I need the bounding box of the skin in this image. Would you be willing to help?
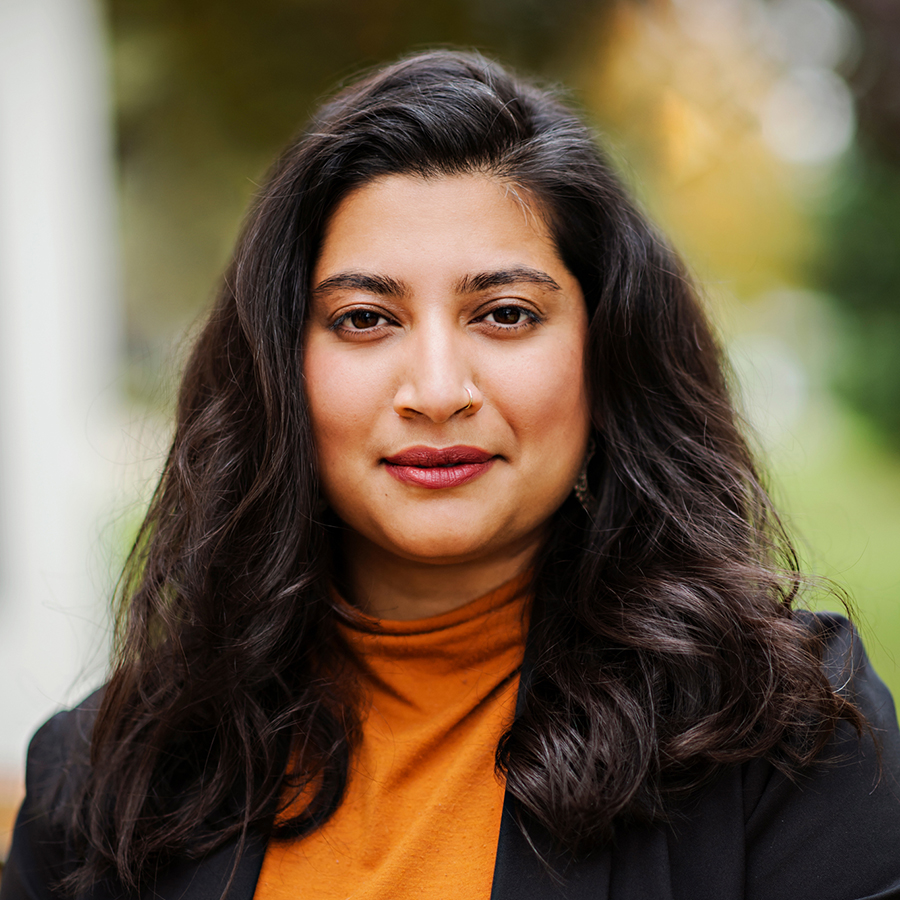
[303,174,591,620]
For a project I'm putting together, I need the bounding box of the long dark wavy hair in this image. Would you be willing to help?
[70,50,861,891]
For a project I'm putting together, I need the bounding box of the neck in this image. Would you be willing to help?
[338,531,540,621]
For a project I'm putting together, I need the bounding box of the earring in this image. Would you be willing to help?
[573,436,596,514]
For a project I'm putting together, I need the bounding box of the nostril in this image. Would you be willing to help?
[392,378,479,423]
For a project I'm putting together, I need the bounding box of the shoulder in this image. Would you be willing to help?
[657,612,900,900]
[742,611,900,900]
[23,688,103,827]
[2,690,265,900]
[31,688,101,791]
[810,609,898,707]
[796,610,900,778]
[1,689,105,900]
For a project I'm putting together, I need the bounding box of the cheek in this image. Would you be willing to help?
[508,340,589,436]
[303,347,362,463]
[302,344,396,502]
[494,338,590,493]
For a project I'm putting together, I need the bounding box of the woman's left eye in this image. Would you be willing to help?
[332,309,391,332]
[481,306,537,328]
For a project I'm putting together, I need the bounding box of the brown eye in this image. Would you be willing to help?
[348,310,384,329]
[489,306,526,326]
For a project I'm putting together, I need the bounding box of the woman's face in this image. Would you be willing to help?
[303,174,590,571]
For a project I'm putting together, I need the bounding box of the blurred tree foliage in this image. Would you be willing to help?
[111,0,602,161]
[819,148,900,444]
[820,0,900,448]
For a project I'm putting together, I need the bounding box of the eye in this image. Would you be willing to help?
[348,309,387,329]
[489,306,525,326]
[333,309,391,331]
[479,305,540,330]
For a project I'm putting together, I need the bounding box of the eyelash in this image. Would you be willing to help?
[476,305,541,331]
[330,303,542,336]
[330,309,394,333]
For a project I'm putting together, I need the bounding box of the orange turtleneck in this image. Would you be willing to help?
[253,576,529,900]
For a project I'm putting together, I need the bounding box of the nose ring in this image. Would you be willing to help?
[463,386,474,411]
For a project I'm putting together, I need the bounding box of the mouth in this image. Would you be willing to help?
[382,445,496,489]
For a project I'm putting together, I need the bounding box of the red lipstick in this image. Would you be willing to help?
[383,445,495,489]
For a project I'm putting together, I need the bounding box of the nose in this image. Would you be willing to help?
[392,326,481,423]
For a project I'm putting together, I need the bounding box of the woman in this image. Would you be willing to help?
[3,50,900,900]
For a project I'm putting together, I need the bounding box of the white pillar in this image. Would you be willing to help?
[0,0,120,774]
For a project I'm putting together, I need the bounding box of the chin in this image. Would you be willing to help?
[377,514,542,567]
[389,536,497,566]
[367,516,499,564]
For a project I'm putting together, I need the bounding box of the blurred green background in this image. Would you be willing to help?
[105,0,900,695]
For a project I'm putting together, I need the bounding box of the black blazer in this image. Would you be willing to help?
[4,613,900,900]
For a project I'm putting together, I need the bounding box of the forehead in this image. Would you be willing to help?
[313,173,563,283]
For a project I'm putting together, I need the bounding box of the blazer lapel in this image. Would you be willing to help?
[489,629,612,900]
[489,796,612,900]
[148,830,267,900]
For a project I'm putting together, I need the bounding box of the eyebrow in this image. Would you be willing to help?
[312,265,562,301]
[312,272,407,299]
[456,266,562,294]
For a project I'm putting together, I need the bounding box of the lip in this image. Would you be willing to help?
[383,445,496,489]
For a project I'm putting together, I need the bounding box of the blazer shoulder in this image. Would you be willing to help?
[742,611,900,900]
[801,609,900,744]
[25,688,106,831]
[1,689,105,900]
